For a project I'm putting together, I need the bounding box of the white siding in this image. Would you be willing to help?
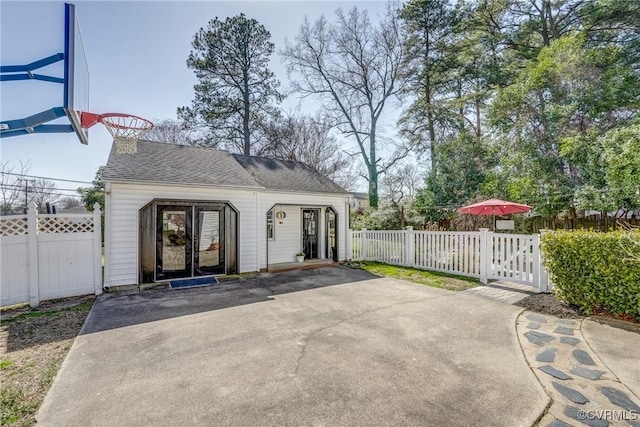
[259,191,349,269]
[106,182,259,286]
[105,182,350,285]
[267,206,303,264]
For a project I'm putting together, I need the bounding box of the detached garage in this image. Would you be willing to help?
[102,139,350,287]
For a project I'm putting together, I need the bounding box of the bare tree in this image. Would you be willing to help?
[0,160,31,214]
[144,119,200,145]
[282,5,408,207]
[380,162,424,205]
[260,113,358,190]
[57,196,82,210]
[29,178,59,213]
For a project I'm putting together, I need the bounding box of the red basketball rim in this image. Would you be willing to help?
[80,112,153,139]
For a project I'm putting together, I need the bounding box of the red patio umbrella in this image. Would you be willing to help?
[458,198,533,230]
[458,198,532,216]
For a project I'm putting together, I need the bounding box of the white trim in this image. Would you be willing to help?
[104,182,111,288]
[255,191,260,271]
[38,213,92,219]
[259,188,352,197]
[104,178,264,191]
[0,214,28,220]
[103,179,350,198]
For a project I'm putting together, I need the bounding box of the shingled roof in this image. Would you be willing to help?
[231,154,347,194]
[103,140,348,194]
[102,140,260,188]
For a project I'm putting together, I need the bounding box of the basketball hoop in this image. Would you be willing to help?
[81,112,153,153]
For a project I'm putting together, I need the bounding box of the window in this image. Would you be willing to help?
[267,209,275,240]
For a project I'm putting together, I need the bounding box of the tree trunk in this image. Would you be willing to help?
[540,0,551,46]
[457,79,465,131]
[243,67,251,155]
[423,27,437,174]
[368,125,379,208]
[427,110,436,173]
[368,167,379,208]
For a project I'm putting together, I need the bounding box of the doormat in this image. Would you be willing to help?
[170,277,219,289]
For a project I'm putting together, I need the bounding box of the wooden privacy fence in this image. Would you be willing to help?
[0,202,102,308]
[348,227,551,291]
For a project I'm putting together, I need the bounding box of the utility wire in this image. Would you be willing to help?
[29,192,82,199]
[0,171,93,184]
[1,183,88,193]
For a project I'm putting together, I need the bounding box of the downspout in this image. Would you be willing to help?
[266,205,272,272]
[345,197,350,261]
[104,182,111,289]
[255,191,260,272]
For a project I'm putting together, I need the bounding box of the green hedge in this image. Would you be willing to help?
[541,230,640,320]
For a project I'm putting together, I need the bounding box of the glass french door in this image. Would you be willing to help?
[194,208,224,276]
[156,205,192,280]
[302,209,319,259]
[156,205,224,280]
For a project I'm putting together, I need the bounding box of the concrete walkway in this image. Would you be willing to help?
[461,280,537,304]
[37,267,548,427]
[583,320,640,396]
[517,312,640,427]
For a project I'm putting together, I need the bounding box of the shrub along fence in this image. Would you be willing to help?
[541,230,640,320]
[348,228,550,291]
[0,202,103,308]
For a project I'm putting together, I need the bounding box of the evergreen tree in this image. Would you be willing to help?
[178,14,282,154]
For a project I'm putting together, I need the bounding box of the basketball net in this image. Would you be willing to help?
[81,112,153,153]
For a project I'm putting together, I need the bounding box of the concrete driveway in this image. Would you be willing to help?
[37,267,547,426]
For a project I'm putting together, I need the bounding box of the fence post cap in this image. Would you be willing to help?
[406,226,414,230]
[479,228,489,231]
[93,202,101,212]
[28,200,38,210]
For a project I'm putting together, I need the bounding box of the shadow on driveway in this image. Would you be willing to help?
[83,266,377,334]
[38,265,549,427]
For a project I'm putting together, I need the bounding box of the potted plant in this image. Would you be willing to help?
[296,252,305,262]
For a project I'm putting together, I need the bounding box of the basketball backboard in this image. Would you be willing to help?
[0,2,89,144]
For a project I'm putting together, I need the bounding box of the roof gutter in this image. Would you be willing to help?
[258,188,352,197]
[103,178,350,196]
[102,178,265,191]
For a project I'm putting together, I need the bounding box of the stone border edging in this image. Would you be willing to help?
[516,311,640,426]
[587,316,640,334]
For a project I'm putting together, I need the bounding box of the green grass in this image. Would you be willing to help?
[1,297,93,427]
[353,261,479,291]
[40,361,60,389]
[1,300,94,323]
[0,388,39,427]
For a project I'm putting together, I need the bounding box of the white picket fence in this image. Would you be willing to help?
[0,202,103,307]
[348,227,550,291]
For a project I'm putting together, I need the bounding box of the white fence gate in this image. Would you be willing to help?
[348,227,550,291]
[484,231,540,286]
[1,202,103,307]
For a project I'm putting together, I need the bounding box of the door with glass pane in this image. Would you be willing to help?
[194,208,224,275]
[302,209,319,259]
[156,205,192,280]
[325,207,338,261]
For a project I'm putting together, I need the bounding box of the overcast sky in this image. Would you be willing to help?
[1,0,392,190]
